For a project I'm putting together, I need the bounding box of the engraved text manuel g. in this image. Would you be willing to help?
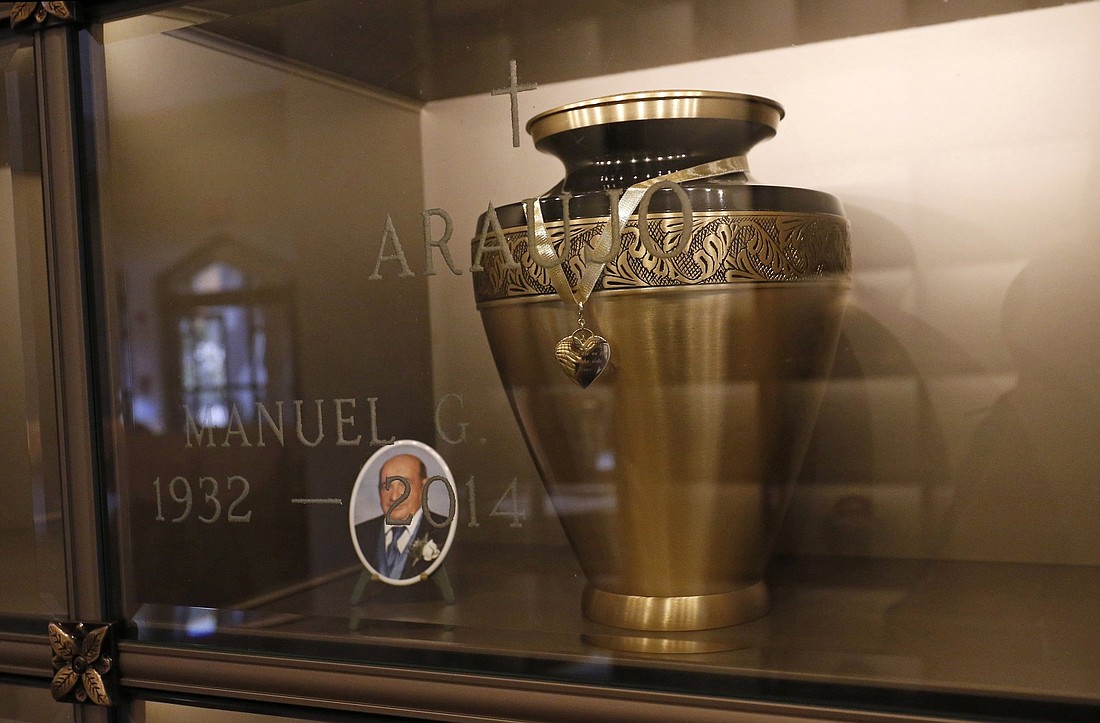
[183,397,395,449]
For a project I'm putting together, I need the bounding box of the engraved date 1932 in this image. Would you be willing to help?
[152,475,252,524]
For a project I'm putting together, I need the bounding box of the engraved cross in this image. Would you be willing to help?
[491,60,537,148]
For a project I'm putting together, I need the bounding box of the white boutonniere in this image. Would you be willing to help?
[411,536,440,563]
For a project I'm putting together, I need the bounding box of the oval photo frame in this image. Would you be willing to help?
[348,440,458,586]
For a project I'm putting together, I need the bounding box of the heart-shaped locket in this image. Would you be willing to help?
[555,327,611,388]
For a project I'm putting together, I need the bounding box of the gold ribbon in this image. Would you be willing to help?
[527,155,750,315]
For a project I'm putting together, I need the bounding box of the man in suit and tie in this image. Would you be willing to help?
[354,453,450,581]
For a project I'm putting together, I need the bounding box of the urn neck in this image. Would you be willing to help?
[527,91,784,194]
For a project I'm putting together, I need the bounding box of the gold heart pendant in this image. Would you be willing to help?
[555,327,611,388]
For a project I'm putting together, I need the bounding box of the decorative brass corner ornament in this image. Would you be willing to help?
[48,621,117,706]
[10,2,78,30]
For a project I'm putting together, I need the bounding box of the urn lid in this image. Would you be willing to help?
[526,90,785,145]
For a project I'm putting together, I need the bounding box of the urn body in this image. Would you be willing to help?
[472,91,850,636]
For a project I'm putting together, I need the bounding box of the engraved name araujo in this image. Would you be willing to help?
[366,184,698,279]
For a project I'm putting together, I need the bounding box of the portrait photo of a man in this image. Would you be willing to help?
[349,442,456,585]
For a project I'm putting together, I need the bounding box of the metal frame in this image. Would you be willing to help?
[32,14,115,723]
[0,631,49,677]
[117,643,961,723]
[36,23,106,630]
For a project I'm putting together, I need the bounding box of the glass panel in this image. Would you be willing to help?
[0,36,67,621]
[0,679,72,723]
[99,1,1100,718]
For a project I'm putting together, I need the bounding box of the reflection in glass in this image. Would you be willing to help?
[0,37,67,618]
[150,238,294,434]
[102,9,434,621]
[178,260,260,427]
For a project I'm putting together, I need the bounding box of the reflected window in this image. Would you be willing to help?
[160,238,294,429]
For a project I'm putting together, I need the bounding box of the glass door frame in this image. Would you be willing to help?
[0,5,112,722]
[0,8,845,719]
[0,2,1095,721]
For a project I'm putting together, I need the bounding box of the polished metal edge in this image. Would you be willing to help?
[582,582,769,632]
[497,209,848,234]
[36,25,107,622]
[475,278,851,310]
[116,642,964,723]
[527,90,785,144]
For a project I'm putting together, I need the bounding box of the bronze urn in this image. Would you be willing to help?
[471,91,850,641]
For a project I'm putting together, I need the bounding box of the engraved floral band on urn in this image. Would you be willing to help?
[471,90,851,648]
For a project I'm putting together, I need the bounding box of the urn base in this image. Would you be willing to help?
[582,616,769,655]
[582,580,769,632]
